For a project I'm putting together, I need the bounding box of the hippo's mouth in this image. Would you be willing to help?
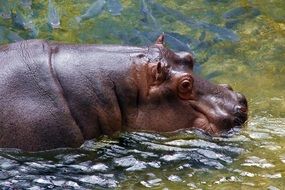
[189,100,241,135]
[189,98,248,135]
[192,111,220,134]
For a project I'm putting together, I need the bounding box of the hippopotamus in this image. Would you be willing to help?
[0,35,248,151]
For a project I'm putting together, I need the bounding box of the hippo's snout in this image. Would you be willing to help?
[219,87,248,130]
[218,83,248,126]
[191,80,248,134]
[233,92,248,126]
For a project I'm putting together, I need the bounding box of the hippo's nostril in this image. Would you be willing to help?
[234,105,247,114]
[239,107,247,113]
[233,105,248,126]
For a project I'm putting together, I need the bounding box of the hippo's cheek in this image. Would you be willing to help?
[191,112,219,134]
[187,100,235,134]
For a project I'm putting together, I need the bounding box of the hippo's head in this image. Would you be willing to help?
[126,35,248,135]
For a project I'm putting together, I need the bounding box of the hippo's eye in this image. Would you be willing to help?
[179,79,192,93]
[181,80,191,90]
[177,76,193,100]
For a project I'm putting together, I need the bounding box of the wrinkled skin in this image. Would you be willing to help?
[0,35,247,151]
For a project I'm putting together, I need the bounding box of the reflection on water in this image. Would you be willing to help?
[0,0,284,189]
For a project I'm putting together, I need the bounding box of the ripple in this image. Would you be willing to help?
[114,155,139,167]
[233,169,255,177]
[79,174,118,188]
[143,141,197,152]
[249,132,272,139]
[0,156,19,170]
[90,163,109,172]
[260,142,281,151]
[165,139,244,155]
[280,154,285,163]
[248,117,285,137]
[0,171,10,180]
[60,181,80,188]
[128,149,158,159]
[261,173,282,179]
[140,178,162,188]
[55,154,86,165]
[0,117,283,189]
[242,156,275,168]
[33,178,53,185]
[114,155,147,171]
[168,174,182,182]
[161,153,188,162]
[214,176,241,184]
[196,149,231,163]
[267,186,281,190]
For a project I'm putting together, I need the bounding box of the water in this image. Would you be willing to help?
[0,0,284,189]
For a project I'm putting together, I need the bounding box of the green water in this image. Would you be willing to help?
[0,0,284,189]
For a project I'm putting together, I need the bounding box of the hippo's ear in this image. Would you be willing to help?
[155,61,163,80]
[176,52,194,70]
[151,61,168,83]
[155,34,165,45]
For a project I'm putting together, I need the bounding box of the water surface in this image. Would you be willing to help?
[0,0,284,189]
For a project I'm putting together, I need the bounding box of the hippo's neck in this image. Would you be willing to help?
[51,43,146,139]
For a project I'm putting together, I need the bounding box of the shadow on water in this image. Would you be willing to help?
[0,0,285,189]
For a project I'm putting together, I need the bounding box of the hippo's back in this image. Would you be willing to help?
[0,40,84,151]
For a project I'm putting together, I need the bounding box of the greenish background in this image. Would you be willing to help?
[0,0,284,189]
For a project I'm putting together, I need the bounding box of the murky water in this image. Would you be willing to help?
[0,0,284,189]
